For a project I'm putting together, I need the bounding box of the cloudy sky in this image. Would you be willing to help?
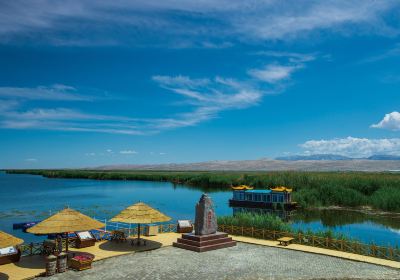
[1,0,400,168]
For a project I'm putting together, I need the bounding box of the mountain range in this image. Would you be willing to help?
[275,154,400,161]
[93,156,400,172]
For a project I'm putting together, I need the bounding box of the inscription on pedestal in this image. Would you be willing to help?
[194,194,217,235]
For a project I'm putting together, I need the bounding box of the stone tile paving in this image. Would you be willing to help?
[48,243,400,280]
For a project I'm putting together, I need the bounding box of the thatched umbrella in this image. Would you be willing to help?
[27,208,104,252]
[111,202,171,245]
[0,230,23,248]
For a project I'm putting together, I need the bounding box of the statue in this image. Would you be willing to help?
[194,194,217,235]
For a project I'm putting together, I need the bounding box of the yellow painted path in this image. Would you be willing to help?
[0,232,398,280]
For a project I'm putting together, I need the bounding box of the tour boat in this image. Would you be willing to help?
[229,186,298,210]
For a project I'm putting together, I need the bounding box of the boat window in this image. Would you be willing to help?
[240,193,244,200]
[246,194,252,201]
[267,195,271,202]
[272,195,277,202]
[279,195,284,202]
[262,195,267,202]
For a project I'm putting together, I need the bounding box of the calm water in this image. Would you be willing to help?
[0,172,399,246]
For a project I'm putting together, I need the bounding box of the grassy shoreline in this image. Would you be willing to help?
[5,169,400,212]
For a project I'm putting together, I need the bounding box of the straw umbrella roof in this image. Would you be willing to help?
[0,231,24,248]
[111,202,171,224]
[27,208,105,234]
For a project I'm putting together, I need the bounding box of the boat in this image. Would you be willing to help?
[12,221,41,231]
[229,186,298,210]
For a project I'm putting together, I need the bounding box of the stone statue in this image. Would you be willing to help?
[194,193,218,235]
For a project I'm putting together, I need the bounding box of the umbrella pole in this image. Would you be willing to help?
[65,232,69,253]
[137,223,141,245]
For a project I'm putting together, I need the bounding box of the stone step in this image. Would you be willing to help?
[177,236,234,247]
[181,232,228,242]
[173,240,237,253]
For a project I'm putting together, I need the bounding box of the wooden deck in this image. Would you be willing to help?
[233,235,400,269]
[1,232,399,280]
[0,233,180,280]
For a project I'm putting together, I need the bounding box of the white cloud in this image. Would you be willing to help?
[0,107,145,135]
[119,150,137,154]
[300,136,400,157]
[24,158,37,162]
[248,64,301,84]
[159,152,166,155]
[237,1,398,41]
[0,42,313,135]
[151,74,264,129]
[254,51,316,63]
[0,56,311,134]
[0,1,398,46]
[371,112,400,130]
[85,153,96,156]
[0,84,88,101]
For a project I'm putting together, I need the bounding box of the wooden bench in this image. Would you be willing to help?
[278,237,294,246]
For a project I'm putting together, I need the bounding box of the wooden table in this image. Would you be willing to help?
[130,238,147,247]
[278,237,294,246]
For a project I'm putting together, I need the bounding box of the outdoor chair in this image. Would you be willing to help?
[100,231,111,241]
[177,220,193,233]
[0,246,21,265]
[111,230,127,243]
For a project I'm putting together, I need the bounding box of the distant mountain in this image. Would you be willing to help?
[275,154,400,161]
[275,154,352,161]
[93,158,400,172]
[367,155,400,160]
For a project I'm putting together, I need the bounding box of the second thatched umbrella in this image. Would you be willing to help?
[111,202,171,245]
[0,230,24,249]
[27,208,105,252]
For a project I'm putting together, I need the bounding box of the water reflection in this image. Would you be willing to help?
[229,205,400,245]
[294,209,400,230]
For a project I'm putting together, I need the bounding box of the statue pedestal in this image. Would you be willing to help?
[173,232,236,252]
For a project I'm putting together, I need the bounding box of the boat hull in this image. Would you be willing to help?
[229,199,297,210]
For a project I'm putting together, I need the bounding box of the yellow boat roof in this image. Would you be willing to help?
[231,185,254,190]
[271,186,292,192]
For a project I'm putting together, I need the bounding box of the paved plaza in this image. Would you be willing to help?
[47,243,400,280]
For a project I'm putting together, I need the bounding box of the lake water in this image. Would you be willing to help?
[1,172,399,246]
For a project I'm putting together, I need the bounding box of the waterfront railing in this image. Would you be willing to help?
[17,221,399,262]
[218,224,400,262]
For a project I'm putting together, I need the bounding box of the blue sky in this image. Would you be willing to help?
[1,0,400,168]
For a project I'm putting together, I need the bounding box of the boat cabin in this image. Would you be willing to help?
[229,186,297,210]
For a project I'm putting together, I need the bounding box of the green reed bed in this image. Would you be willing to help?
[218,212,292,232]
[218,212,353,241]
